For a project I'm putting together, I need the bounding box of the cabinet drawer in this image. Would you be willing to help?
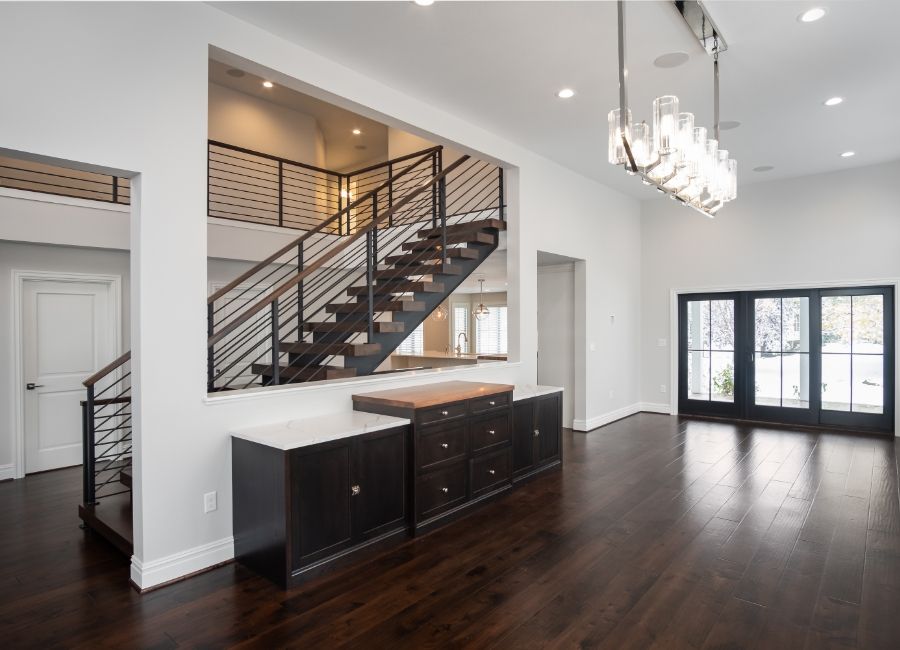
[416,463,467,519]
[418,401,467,426]
[417,424,466,471]
[470,392,510,415]
[470,413,511,453]
[470,448,511,496]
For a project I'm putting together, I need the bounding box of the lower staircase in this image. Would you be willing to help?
[79,145,505,554]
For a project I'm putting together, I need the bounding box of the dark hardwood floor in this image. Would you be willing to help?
[2,413,900,648]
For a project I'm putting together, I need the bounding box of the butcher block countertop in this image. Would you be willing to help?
[352,380,514,410]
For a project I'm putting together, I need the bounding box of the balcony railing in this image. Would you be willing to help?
[0,154,130,204]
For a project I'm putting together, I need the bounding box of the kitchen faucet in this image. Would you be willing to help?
[455,332,468,356]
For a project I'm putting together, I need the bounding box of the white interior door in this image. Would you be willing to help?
[23,279,116,473]
[537,265,576,427]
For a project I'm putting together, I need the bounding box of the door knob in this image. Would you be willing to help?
[351,485,361,496]
[534,429,540,437]
[488,469,496,475]
[441,443,449,449]
[488,429,496,435]
[26,383,44,390]
[441,487,449,493]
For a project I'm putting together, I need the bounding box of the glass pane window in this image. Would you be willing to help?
[686,299,735,403]
[451,304,469,353]
[475,306,507,355]
[396,322,424,355]
[753,297,810,409]
[822,294,885,414]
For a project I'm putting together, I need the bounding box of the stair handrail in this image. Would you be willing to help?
[83,350,131,388]
[207,146,441,306]
[207,154,470,349]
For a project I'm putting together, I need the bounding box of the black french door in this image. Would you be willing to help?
[678,286,894,433]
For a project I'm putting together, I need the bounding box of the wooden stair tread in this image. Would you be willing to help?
[417,218,506,239]
[326,300,425,314]
[119,466,132,489]
[374,264,462,280]
[346,281,444,296]
[303,321,404,333]
[282,341,382,357]
[251,364,357,381]
[401,231,495,251]
[79,492,133,557]
[384,248,478,266]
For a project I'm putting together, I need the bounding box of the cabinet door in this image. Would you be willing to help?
[536,393,562,465]
[512,399,536,474]
[290,442,353,569]
[352,427,407,540]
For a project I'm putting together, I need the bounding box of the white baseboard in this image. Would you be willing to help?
[573,403,642,432]
[130,536,234,590]
[639,402,672,414]
[0,464,14,481]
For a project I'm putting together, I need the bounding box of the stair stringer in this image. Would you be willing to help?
[344,240,498,376]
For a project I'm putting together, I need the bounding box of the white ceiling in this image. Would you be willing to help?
[209,59,389,170]
[212,1,900,200]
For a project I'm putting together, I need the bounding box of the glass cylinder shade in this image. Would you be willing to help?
[726,159,738,201]
[686,126,707,181]
[675,112,694,168]
[703,138,719,196]
[714,150,730,200]
[630,121,653,168]
[653,95,679,155]
[608,108,632,165]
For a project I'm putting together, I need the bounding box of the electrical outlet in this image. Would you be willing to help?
[660,384,667,394]
[203,491,217,513]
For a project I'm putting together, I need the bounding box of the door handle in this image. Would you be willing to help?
[26,383,44,390]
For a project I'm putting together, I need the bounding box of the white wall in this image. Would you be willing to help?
[537,265,576,428]
[641,161,900,429]
[208,82,325,167]
[0,2,642,589]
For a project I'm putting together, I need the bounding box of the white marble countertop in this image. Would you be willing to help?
[513,384,564,401]
[231,411,411,451]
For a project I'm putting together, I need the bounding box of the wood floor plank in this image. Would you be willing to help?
[1,414,898,649]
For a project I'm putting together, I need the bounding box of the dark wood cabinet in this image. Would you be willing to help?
[233,425,407,588]
[512,391,562,481]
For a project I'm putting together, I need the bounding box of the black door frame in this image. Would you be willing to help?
[678,285,895,433]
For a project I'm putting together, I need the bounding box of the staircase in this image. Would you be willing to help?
[79,143,505,552]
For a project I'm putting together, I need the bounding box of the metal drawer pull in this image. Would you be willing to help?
[488,469,496,475]
[489,400,496,406]
[488,429,496,435]
[534,429,540,437]
[441,443,449,449]
[441,487,449,493]
[441,410,449,416]
[351,485,361,496]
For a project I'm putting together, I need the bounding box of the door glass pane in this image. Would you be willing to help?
[687,300,710,350]
[822,353,851,411]
[783,297,809,353]
[755,298,781,352]
[822,296,851,352]
[711,300,734,351]
[711,351,735,402]
[852,295,884,353]
[687,350,710,400]
[755,353,781,406]
[853,354,884,414]
[782,353,810,408]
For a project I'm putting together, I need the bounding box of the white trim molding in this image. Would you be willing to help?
[574,403,643,432]
[0,186,130,213]
[130,536,234,591]
[10,269,123,479]
[640,402,672,414]
[0,463,15,482]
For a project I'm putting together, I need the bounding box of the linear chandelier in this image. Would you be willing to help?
[608,0,736,217]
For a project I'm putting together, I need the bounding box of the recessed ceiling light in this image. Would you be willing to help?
[262,81,274,88]
[798,8,826,23]
[753,165,775,172]
[841,151,855,158]
[557,88,575,99]
[414,0,434,6]
[226,68,245,78]
[653,52,690,69]
[719,120,741,131]
[824,96,844,106]
[352,128,362,135]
